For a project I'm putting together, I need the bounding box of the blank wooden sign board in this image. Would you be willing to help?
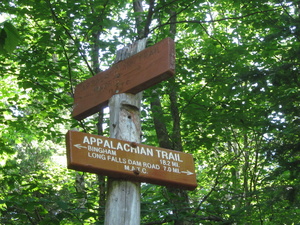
[66,130,197,190]
[73,37,175,120]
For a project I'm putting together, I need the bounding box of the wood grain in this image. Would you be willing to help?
[73,38,175,120]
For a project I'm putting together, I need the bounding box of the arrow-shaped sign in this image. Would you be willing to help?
[181,170,194,176]
[74,144,87,149]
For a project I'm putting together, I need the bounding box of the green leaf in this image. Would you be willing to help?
[1,22,21,54]
[0,28,7,54]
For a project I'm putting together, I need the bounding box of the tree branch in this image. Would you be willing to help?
[179,82,208,119]
[61,41,74,98]
[143,0,155,38]
[194,153,241,214]
[150,90,173,149]
[133,0,144,39]
[144,219,170,225]
[47,0,94,75]
[151,8,281,32]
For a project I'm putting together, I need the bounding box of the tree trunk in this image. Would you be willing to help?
[150,5,193,225]
[90,20,106,222]
[75,171,86,208]
[150,89,192,225]
[96,111,106,222]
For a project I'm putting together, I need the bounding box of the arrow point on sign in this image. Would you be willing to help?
[187,171,193,175]
[74,144,87,149]
[181,170,194,175]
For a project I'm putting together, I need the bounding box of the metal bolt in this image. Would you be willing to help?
[130,142,137,148]
[133,169,140,175]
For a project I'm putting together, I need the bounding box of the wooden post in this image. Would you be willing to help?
[104,39,147,225]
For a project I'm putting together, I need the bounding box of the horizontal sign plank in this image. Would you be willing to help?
[73,38,175,120]
[66,130,197,190]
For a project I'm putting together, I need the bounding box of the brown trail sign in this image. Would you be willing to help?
[66,130,197,190]
[68,37,197,224]
[73,37,175,120]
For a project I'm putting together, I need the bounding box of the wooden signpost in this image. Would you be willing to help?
[66,130,197,190]
[73,37,175,120]
[67,37,197,224]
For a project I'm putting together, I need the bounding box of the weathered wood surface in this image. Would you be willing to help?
[66,130,197,190]
[73,37,175,120]
[104,38,147,225]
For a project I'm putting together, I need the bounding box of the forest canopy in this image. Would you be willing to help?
[1,0,299,224]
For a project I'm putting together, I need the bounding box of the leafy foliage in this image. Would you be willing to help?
[1,0,300,224]
[0,21,20,54]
